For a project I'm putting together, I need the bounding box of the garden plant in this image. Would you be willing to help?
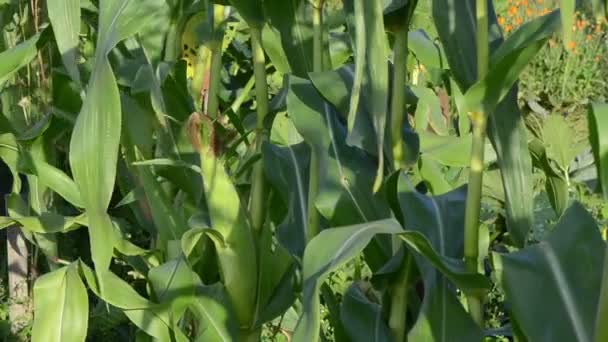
[0,0,607,341]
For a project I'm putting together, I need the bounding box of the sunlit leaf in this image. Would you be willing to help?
[80,262,172,340]
[48,0,81,85]
[31,264,88,342]
[69,0,164,273]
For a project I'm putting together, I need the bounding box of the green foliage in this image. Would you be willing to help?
[518,11,608,116]
[0,0,606,341]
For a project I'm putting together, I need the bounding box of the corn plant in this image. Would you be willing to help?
[0,0,607,341]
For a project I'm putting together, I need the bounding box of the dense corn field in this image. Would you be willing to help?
[0,0,608,341]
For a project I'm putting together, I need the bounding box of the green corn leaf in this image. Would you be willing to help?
[79,262,173,340]
[309,66,376,156]
[431,0,477,90]
[340,282,393,342]
[464,11,560,115]
[0,212,86,233]
[0,134,21,192]
[47,0,81,85]
[344,0,366,140]
[261,25,292,74]
[129,147,190,244]
[68,59,119,274]
[69,0,163,273]
[366,0,389,193]
[529,138,569,217]
[148,257,238,341]
[542,115,583,174]
[293,219,403,342]
[20,152,84,208]
[408,29,442,69]
[254,220,294,327]
[418,156,453,195]
[393,174,485,340]
[489,91,534,247]
[412,85,447,136]
[16,111,52,141]
[0,30,45,88]
[293,218,489,342]
[264,0,316,77]
[589,103,608,200]
[419,133,470,167]
[3,193,86,233]
[288,75,393,269]
[419,132,496,168]
[262,142,310,258]
[289,76,391,213]
[31,263,88,342]
[493,203,605,342]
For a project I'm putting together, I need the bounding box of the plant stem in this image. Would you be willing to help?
[389,253,413,342]
[307,0,325,242]
[388,5,417,340]
[249,26,270,233]
[463,0,488,327]
[391,18,410,170]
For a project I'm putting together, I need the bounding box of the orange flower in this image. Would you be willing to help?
[509,6,518,16]
[498,16,506,26]
[505,24,513,33]
[526,8,533,16]
[522,0,529,6]
[515,17,523,25]
[577,19,587,30]
[568,40,577,51]
[542,8,550,15]
[587,34,593,41]
[538,0,543,3]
